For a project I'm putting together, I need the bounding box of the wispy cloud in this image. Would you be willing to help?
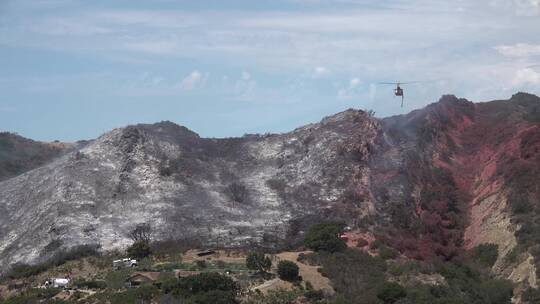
[179,71,208,91]
[495,43,540,57]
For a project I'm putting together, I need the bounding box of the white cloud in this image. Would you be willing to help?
[234,73,257,101]
[495,43,540,57]
[349,77,361,88]
[241,71,251,81]
[337,77,363,100]
[512,68,540,85]
[179,71,207,91]
[312,66,330,78]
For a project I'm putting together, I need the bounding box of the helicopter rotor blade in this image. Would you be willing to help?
[378,79,441,85]
[378,81,421,85]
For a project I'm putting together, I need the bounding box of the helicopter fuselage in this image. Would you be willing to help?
[394,86,404,96]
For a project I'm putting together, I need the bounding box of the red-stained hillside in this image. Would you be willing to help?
[369,93,540,271]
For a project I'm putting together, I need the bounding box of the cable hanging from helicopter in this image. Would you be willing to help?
[378,81,421,107]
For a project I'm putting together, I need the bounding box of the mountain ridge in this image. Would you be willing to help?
[1,93,540,293]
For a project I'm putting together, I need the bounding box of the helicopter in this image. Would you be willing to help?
[378,81,417,107]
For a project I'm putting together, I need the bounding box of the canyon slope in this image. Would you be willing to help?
[1,92,540,291]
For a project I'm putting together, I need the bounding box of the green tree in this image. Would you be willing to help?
[377,282,407,304]
[304,221,346,253]
[277,260,299,282]
[177,272,239,295]
[127,241,151,259]
[246,252,272,273]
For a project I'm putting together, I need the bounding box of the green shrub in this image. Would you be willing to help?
[127,241,151,259]
[175,272,239,296]
[356,238,369,247]
[1,288,62,304]
[377,282,407,304]
[73,278,107,289]
[195,260,207,269]
[378,245,399,260]
[473,244,499,268]
[387,260,426,276]
[435,261,514,304]
[522,287,540,303]
[105,268,133,289]
[478,279,513,304]
[304,289,324,301]
[277,260,300,281]
[304,221,346,253]
[504,247,519,264]
[246,252,272,273]
[91,289,138,304]
[134,284,159,302]
[154,261,183,271]
[216,260,226,269]
[306,249,386,303]
[243,289,303,304]
[159,273,239,304]
[186,290,238,304]
[370,239,382,250]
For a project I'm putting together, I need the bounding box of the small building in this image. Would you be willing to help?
[196,250,216,257]
[175,270,202,278]
[126,272,161,287]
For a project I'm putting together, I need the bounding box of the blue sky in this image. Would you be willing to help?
[1,0,540,141]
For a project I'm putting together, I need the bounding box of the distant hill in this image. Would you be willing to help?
[0,133,74,181]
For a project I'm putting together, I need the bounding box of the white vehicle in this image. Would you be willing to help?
[113,258,138,269]
[44,278,70,288]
